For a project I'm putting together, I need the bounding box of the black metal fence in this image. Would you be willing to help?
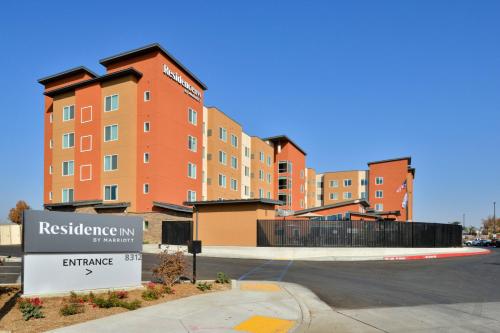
[257,220,462,247]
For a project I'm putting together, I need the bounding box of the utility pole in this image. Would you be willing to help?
[462,213,465,228]
[494,202,496,237]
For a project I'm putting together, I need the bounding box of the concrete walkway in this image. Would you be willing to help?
[143,244,489,261]
[47,281,376,333]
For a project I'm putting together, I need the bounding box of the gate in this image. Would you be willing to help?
[161,221,192,245]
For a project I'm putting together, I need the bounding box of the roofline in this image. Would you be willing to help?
[294,199,370,215]
[99,43,207,90]
[205,106,243,128]
[153,201,193,213]
[44,68,143,98]
[94,202,130,209]
[184,199,283,206]
[44,200,102,210]
[320,170,368,174]
[262,135,307,156]
[38,66,98,85]
[367,156,412,166]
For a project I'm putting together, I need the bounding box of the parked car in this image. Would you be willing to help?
[494,239,499,248]
[465,240,473,246]
[479,239,492,247]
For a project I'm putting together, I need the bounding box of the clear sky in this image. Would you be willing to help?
[0,0,498,226]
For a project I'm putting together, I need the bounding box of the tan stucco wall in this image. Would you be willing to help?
[196,203,275,246]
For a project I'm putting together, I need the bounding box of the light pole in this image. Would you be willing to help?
[494,202,496,237]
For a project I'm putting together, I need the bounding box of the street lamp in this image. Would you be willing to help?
[494,202,496,237]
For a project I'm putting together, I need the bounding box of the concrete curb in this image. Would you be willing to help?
[383,249,491,261]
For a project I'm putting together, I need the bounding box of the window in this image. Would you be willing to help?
[259,169,264,180]
[375,203,384,212]
[144,91,151,101]
[143,221,149,230]
[361,179,368,186]
[81,106,92,123]
[219,127,227,141]
[144,122,150,132]
[230,134,238,148]
[104,185,118,200]
[278,193,287,204]
[231,156,238,169]
[300,184,304,193]
[188,136,197,152]
[187,190,196,202]
[63,105,74,121]
[188,108,197,125]
[267,173,272,184]
[361,192,367,199]
[259,152,264,162]
[267,192,271,199]
[317,194,322,201]
[343,192,352,199]
[300,170,305,179]
[105,94,119,112]
[343,179,352,187]
[244,186,250,196]
[230,178,238,191]
[244,146,250,158]
[62,161,74,176]
[300,199,304,208]
[62,188,74,203]
[244,166,250,177]
[188,163,197,179]
[375,190,383,198]
[143,183,150,194]
[329,193,338,200]
[267,156,272,166]
[104,155,118,171]
[259,189,264,198]
[376,177,384,185]
[49,113,53,123]
[144,152,150,163]
[278,177,289,190]
[218,150,227,165]
[49,191,53,200]
[104,125,118,141]
[218,174,226,188]
[49,139,53,149]
[329,180,338,188]
[62,133,75,149]
[49,165,53,174]
[278,161,292,173]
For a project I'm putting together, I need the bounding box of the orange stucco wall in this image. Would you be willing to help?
[196,203,276,246]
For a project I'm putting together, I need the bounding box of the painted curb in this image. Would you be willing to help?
[383,249,491,261]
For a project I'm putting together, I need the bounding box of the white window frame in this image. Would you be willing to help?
[343,192,352,199]
[61,160,74,176]
[104,154,118,172]
[231,156,238,169]
[62,132,75,149]
[144,122,150,132]
[187,190,197,202]
[144,152,150,163]
[330,180,338,188]
[330,193,338,200]
[218,150,227,165]
[80,164,92,181]
[219,127,227,142]
[61,188,74,203]
[104,94,119,112]
[230,178,238,191]
[104,124,118,142]
[49,165,53,175]
[49,113,53,123]
[80,106,93,123]
[188,108,197,125]
[49,191,53,201]
[376,177,384,185]
[104,184,118,201]
[230,134,238,148]
[188,162,197,179]
[49,139,53,149]
[63,104,75,122]
[259,151,264,162]
[218,174,226,188]
[343,179,352,187]
[143,183,150,194]
[80,135,93,152]
[144,91,151,102]
[188,135,197,152]
[375,190,384,198]
[375,203,384,212]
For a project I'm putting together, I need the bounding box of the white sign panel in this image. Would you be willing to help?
[24,253,142,295]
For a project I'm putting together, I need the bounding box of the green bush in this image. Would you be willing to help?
[215,272,230,284]
[120,299,141,310]
[196,282,212,292]
[92,292,141,310]
[142,289,160,301]
[18,298,44,321]
[60,303,84,316]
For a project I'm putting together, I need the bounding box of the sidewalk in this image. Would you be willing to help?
[47,281,378,333]
[143,244,490,261]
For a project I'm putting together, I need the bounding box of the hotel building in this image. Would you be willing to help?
[39,43,415,243]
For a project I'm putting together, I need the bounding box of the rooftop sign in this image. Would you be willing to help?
[163,64,201,101]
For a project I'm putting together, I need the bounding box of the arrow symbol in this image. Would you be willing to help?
[85,269,92,276]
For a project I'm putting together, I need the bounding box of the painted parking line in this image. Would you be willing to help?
[238,260,273,281]
[239,260,293,282]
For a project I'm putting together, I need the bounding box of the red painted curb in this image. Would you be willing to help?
[383,249,491,261]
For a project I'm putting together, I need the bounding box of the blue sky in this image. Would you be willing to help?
[0,0,498,226]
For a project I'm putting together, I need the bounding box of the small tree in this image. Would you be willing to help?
[152,249,186,287]
[8,200,30,224]
[482,216,500,234]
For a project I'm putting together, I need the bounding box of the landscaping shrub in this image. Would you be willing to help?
[196,282,212,292]
[18,297,44,321]
[92,292,141,310]
[60,302,84,316]
[215,272,230,284]
[153,249,186,287]
[142,282,161,301]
